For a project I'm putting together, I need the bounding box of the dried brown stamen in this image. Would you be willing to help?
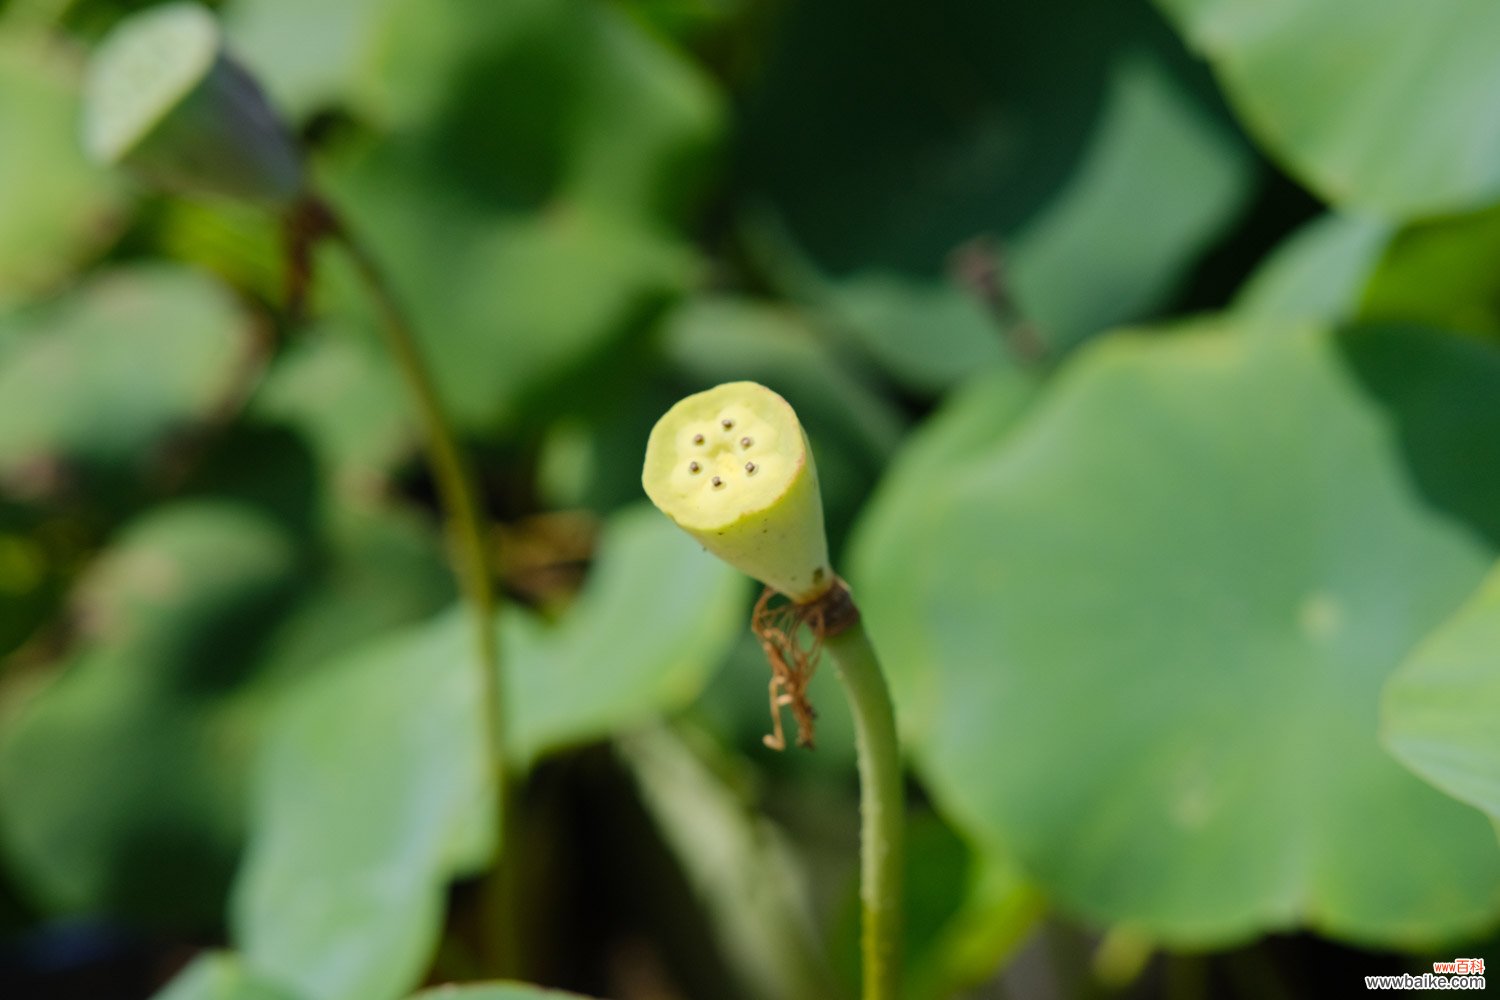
[750,580,857,751]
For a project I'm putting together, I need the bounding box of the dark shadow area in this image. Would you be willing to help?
[1338,324,1500,549]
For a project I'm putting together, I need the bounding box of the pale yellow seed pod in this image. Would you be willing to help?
[643,381,833,603]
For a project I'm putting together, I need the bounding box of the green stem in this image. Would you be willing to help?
[327,205,506,787]
[316,198,517,968]
[824,620,904,1000]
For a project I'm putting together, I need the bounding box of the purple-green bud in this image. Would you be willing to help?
[82,3,302,206]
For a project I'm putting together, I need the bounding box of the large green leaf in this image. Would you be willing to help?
[232,604,492,1000]
[0,265,254,502]
[0,498,452,923]
[852,320,1500,946]
[234,505,743,1000]
[1154,0,1500,218]
[740,0,1252,383]
[0,28,124,309]
[848,368,1039,746]
[1383,566,1500,831]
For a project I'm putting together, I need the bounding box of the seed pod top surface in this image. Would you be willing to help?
[643,381,832,602]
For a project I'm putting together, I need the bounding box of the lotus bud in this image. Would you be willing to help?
[82,2,303,206]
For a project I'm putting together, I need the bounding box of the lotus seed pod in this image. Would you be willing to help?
[82,2,303,205]
[643,381,833,603]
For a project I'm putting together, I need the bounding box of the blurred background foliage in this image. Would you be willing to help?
[0,0,1498,997]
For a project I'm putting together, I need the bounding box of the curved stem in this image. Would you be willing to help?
[323,200,506,788]
[824,620,904,1000]
[307,198,518,969]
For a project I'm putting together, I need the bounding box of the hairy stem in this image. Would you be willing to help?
[824,618,904,1000]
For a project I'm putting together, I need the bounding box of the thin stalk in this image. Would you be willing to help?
[824,621,904,1000]
[327,204,505,786]
[312,198,517,967]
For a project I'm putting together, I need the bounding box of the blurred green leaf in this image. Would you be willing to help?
[1154,0,1500,218]
[154,951,300,1000]
[1383,566,1500,833]
[227,0,401,120]
[250,321,415,489]
[232,603,493,1000]
[306,0,722,431]
[1004,55,1251,352]
[0,506,72,656]
[507,504,746,765]
[0,497,452,924]
[1360,203,1500,336]
[852,320,1500,946]
[408,985,593,1000]
[0,264,256,502]
[324,179,695,432]
[849,367,1039,746]
[234,504,743,1000]
[741,0,1252,383]
[903,841,1041,1000]
[362,0,720,226]
[817,273,1008,398]
[181,422,324,535]
[534,358,685,515]
[1237,203,1500,337]
[0,502,302,923]
[1233,214,1392,324]
[252,501,456,681]
[619,725,840,1000]
[0,28,125,309]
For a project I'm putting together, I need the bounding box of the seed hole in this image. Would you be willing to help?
[740,436,753,448]
[693,434,704,445]
[688,461,701,474]
[711,476,724,488]
[745,462,757,475]
[721,418,734,430]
